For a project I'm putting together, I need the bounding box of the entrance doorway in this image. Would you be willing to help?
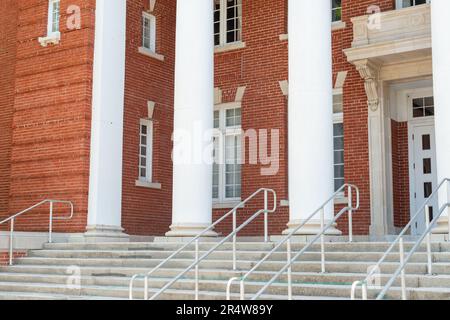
[408,94,437,235]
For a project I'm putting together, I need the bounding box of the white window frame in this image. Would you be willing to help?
[396,0,430,9]
[332,0,342,22]
[47,0,60,37]
[138,119,153,183]
[214,0,243,47]
[213,103,242,204]
[333,112,344,193]
[142,12,156,53]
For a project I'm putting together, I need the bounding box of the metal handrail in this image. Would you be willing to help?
[351,178,450,300]
[226,183,360,300]
[0,199,74,265]
[128,188,277,300]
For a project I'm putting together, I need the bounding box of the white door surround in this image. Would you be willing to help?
[408,111,437,235]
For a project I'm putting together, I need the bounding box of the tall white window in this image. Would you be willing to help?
[47,0,60,36]
[332,0,342,22]
[396,0,429,9]
[138,119,153,183]
[142,12,156,53]
[214,0,242,46]
[213,106,242,202]
[333,94,344,191]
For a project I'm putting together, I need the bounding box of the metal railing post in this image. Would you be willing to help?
[362,282,368,300]
[399,237,407,300]
[233,210,237,271]
[320,208,325,273]
[287,238,292,300]
[9,219,14,266]
[425,205,432,275]
[447,180,450,241]
[49,201,53,243]
[195,239,199,300]
[240,280,245,300]
[144,276,149,300]
[348,185,353,243]
[264,189,268,243]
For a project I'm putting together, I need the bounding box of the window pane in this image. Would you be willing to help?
[333,122,344,191]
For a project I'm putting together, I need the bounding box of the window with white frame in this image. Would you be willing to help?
[138,119,153,183]
[333,94,344,192]
[47,0,60,36]
[142,12,156,52]
[396,0,429,9]
[214,0,242,46]
[213,106,242,202]
[332,0,342,22]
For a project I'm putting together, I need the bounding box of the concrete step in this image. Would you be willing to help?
[11,256,431,274]
[27,249,450,263]
[0,277,446,300]
[0,270,433,288]
[42,241,450,253]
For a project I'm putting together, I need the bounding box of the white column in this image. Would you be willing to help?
[85,0,128,242]
[431,0,450,234]
[283,0,341,235]
[166,0,216,237]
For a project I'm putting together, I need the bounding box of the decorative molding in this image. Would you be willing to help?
[148,0,156,12]
[214,87,222,105]
[334,71,348,89]
[234,86,246,102]
[147,101,155,119]
[354,59,381,111]
[278,80,289,96]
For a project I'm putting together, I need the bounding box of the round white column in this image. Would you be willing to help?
[85,0,129,242]
[283,0,340,235]
[166,0,216,237]
[431,0,450,234]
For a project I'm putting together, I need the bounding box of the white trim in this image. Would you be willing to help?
[214,0,242,47]
[396,0,430,9]
[214,41,246,53]
[212,103,242,204]
[142,11,156,52]
[135,180,162,189]
[138,119,154,184]
[138,47,165,61]
[38,0,61,47]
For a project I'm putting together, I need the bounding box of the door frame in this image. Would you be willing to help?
[407,88,436,235]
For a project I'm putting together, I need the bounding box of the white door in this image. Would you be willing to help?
[410,123,438,235]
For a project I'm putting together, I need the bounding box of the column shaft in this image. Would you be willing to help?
[86,0,128,242]
[166,0,216,237]
[284,0,340,235]
[431,0,450,234]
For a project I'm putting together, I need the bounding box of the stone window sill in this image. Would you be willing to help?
[38,33,61,47]
[214,42,246,54]
[135,180,162,190]
[138,47,165,61]
[213,201,244,210]
[279,21,347,41]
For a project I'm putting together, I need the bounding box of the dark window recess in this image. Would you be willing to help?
[423,158,432,174]
[424,182,433,198]
[422,134,431,150]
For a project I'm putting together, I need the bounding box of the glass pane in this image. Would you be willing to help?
[423,158,432,174]
[333,137,344,150]
[422,134,431,150]
[425,107,434,117]
[424,96,434,106]
[140,168,146,178]
[424,182,432,198]
[333,123,344,136]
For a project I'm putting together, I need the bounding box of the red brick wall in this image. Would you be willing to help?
[0,251,27,266]
[334,0,395,234]
[120,0,176,236]
[0,1,18,227]
[3,0,96,233]
[391,120,410,228]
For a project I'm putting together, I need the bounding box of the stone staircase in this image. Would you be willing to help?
[1,240,450,300]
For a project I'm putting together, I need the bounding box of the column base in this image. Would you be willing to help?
[282,219,342,236]
[84,225,129,243]
[165,223,218,237]
[432,216,449,234]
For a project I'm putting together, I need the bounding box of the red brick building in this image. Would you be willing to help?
[1,0,449,247]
